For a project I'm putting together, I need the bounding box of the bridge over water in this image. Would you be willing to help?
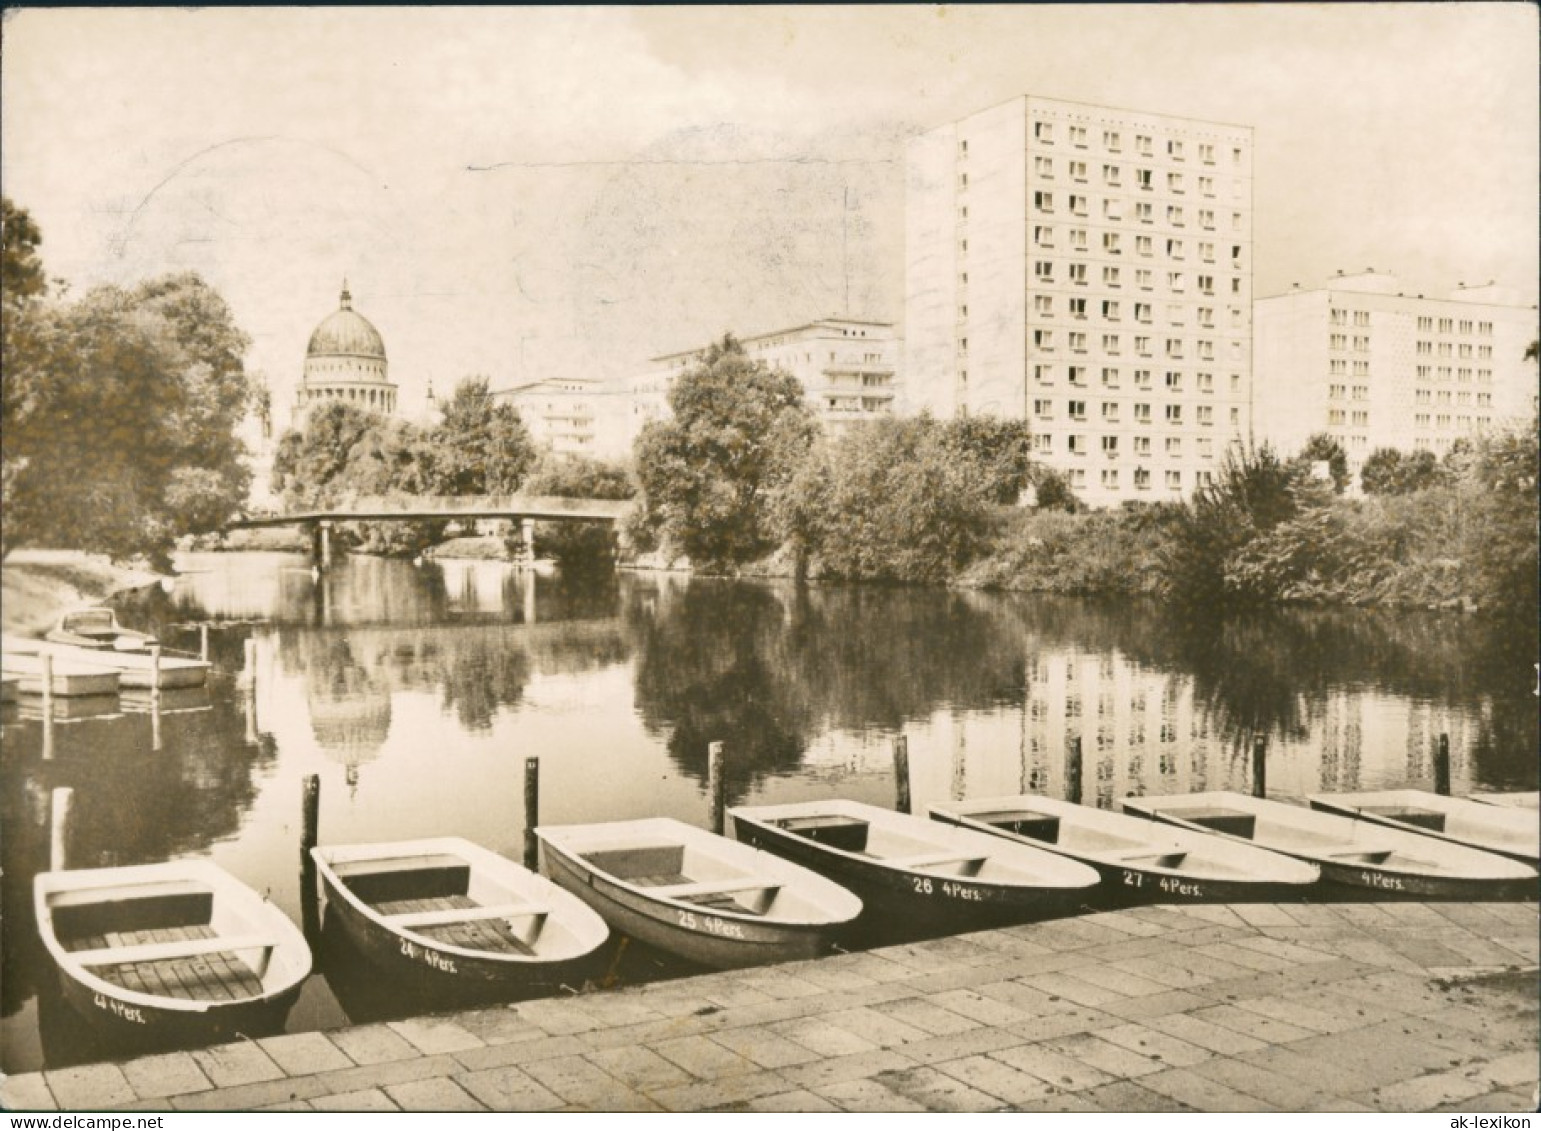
[228,494,633,567]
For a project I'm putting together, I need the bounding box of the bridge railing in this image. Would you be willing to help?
[232,493,633,527]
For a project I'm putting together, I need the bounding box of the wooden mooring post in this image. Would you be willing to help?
[524,757,541,870]
[892,735,912,815]
[707,741,726,834]
[1252,734,1268,799]
[1433,733,1451,796]
[1066,735,1083,806]
[149,645,164,752]
[199,624,210,663]
[40,654,55,761]
[300,774,321,939]
[50,787,74,871]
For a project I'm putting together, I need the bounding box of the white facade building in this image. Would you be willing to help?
[905,95,1254,506]
[1254,273,1539,472]
[632,319,900,446]
[494,376,602,457]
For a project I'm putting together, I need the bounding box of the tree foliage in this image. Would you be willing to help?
[3,205,256,562]
[1360,447,1443,496]
[780,414,1035,584]
[634,334,817,570]
[430,376,537,496]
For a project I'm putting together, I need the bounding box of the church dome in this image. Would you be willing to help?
[306,282,386,360]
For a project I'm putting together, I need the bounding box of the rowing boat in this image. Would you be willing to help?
[730,799,1100,924]
[34,860,311,1040]
[312,838,609,989]
[537,818,862,969]
[1307,790,1539,865]
[1468,792,1540,811]
[1122,791,1537,899]
[930,794,1319,902]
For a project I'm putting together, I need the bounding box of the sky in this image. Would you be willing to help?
[2,4,1537,428]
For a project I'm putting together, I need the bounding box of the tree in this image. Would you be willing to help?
[1360,446,1442,496]
[1295,432,1350,494]
[2,253,256,561]
[780,414,1028,584]
[634,334,817,570]
[431,376,537,495]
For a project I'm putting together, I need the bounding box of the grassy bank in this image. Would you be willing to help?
[0,551,168,636]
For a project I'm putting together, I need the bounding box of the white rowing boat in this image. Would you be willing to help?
[312,838,609,989]
[930,794,1319,901]
[537,818,862,969]
[1307,789,1539,865]
[1122,791,1537,899]
[35,860,311,1039]
[730,799,1100,923]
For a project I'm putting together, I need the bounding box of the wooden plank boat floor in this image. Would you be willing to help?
[630,872,768,916]
[63,925,263,1001]
[374,895,537,956]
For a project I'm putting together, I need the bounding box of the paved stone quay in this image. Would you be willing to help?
[4,900,1536,1114]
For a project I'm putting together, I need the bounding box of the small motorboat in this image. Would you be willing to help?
[46,608,157,652]
[1308,790,1539,866]
[537,817,862,969]
[930,794,1319,902]
[729,799,1100,924]
[34,859,311,1040]
[1,649,120,697]
[1121,791,1537,900]
[312,838,609,989]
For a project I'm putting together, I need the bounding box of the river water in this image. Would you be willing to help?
[3,552,1536,1071]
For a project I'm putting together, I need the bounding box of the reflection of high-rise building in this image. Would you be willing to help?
[904,649,1486,805]
[906,95,1254,506]
[294,281,397,426]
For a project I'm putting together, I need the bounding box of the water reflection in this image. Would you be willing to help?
[2,555,1534,1073]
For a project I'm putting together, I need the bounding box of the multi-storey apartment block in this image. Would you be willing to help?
[1254,272,1539,473]
[906,95,1254,506]
[494,376,601,456]
[631,318,899,445]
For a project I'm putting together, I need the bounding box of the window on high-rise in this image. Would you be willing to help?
[1034,191,1054,212]
[1069,297,1087,317]
[1165,404,1183,423]
[1034,121,1054,142]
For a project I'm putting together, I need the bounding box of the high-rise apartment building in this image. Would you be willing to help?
[1254,272,1538,473]
[906,96,1254,506]
[631,318,899,446]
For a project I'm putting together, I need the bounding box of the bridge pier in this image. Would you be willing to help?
[519,518,536,565]
[320,521,334,570]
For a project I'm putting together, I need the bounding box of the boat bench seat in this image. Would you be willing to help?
[385,903,550,929]
[651,878,782,900]
[71,934,278,967]
[885,852,988,870]
[1113,851,1188,866]
[1324,848,1396,862]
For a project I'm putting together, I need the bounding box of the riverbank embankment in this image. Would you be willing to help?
[4,900,1534,1114]
[0,551,168,637]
